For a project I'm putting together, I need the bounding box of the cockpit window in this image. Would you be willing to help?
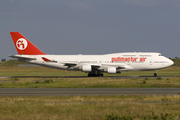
[159,54,162,56]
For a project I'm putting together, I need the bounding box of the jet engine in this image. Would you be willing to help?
[106,67,121,74]
[81,65,92,72]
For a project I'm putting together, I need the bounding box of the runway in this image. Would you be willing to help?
[4,75,180,79]
[0,88,180,96]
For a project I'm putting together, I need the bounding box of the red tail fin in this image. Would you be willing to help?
[10,32,46,55]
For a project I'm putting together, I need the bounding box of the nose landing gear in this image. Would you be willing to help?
[154,70,158,77]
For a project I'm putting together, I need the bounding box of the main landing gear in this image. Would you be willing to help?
[154,70,158,77]
[88,72,103,77]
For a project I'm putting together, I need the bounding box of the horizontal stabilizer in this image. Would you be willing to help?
[8,55,36,60]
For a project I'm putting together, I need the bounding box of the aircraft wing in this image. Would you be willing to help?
[63,62,77,68]
[63,62,101,69]
[8,55,36,60]
[102,64,133,70]
[41,57,77,68]
[62,62,133,70]
[117,65,133,70]
[40,56,133,70]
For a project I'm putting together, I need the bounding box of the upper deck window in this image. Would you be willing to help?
[158,54,162,56]
[139,55,151,57]
[122,55,136,57]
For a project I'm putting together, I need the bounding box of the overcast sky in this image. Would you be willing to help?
[1,0,180,60]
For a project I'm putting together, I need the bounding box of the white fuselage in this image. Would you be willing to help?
[9,32,174,77]
[16,52,173,73]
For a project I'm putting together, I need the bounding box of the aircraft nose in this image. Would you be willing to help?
[169,59,174,66]
[167,58,174,66]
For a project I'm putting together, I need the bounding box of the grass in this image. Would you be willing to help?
[0,66,87,76]
[1,77,180,88]
[0,65,179,77]
[0,95,180,120]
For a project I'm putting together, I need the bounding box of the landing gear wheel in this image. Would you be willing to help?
[97,73,100,77]
[154,73,157,77]
[88,72,103,77]
[88,72,96,77]
[154,70,158,77]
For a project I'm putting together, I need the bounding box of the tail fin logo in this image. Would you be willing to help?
[16,38,28,50]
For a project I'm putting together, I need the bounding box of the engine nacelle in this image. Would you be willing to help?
[106,67,121,74]
[81,65,92,72]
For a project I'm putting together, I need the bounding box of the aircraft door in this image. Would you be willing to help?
[99,59,102,64]
[149,59,153,65]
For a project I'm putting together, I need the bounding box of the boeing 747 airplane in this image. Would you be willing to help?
[9,32,174,77]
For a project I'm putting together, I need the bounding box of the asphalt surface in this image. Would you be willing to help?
[3,75,180,79]
[0,88,180,96]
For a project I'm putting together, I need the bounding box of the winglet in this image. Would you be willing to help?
[10,32,46,55]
